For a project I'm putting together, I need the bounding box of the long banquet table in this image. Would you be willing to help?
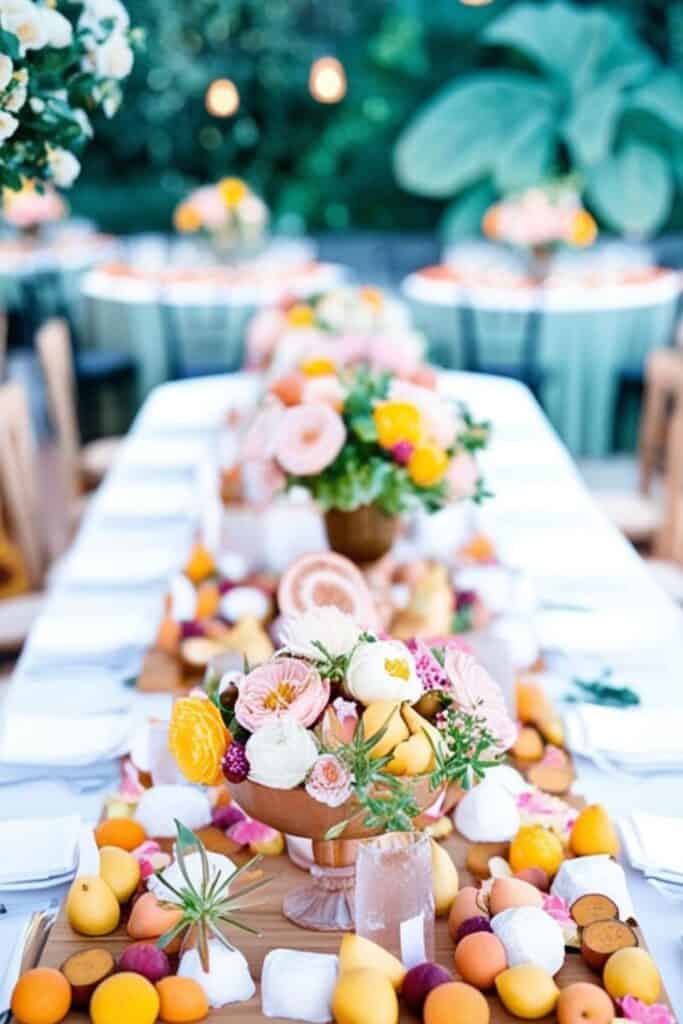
[1,371,682,1014]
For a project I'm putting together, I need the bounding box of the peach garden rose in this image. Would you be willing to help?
[305,754,353,807]
[235,657,330,732]
[274,403,346,475]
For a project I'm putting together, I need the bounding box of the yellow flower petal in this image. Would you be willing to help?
[169,697,230,785]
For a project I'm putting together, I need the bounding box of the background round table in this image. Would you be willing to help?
[403,265,681,457]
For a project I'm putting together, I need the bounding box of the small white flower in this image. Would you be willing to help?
[0,54,13,92]
[73,107,93,137]
[345,639,423,706]
[279,606,364,662]
[93,30,133,79]
[47,146,81,187]
[101,85,121,116]
[29,95,45,113]
[1,0,48,52]
[4,69,27,112]
[245,715,319,789]
[78,0,129,34]
[0,110,19,143]
[41,6,72,47]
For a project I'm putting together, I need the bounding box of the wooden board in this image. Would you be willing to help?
[36,829,671,1024]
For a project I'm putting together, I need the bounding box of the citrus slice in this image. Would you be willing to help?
[277,551,378,628]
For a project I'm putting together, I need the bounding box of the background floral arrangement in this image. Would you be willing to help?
[482,179,598,252]
[173,175,268,249]
[1,177,64,228]
[169,606,517,835]
[0,0,141,190]
[240,366,490,516]
[245,286,428,382]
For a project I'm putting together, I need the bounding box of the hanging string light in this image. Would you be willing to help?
[309,56,347,104]
[459,0,494,5]
[205,78,240,117]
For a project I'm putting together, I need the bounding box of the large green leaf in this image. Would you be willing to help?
[586,140,673,236]
[394,72,554,198]
[628,70,683,134]
[563,79,623,167]
[493,108,555,192]
[439,180,497,241]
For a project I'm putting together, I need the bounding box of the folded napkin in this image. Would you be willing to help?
[0,712,132,768]
[94,481,196,520]
[564,704,683,769]
[0,815,81,885]
[6,667,131,717]
[23,609,153,663]
[118,437,207,472]
[620,811,683,880]
[0,913,32,1011]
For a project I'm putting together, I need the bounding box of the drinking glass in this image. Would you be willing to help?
[355,832,434,966]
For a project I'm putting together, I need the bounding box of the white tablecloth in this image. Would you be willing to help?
[1,371,681,1014]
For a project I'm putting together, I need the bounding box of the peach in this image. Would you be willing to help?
[512,726,544,761]
[423,981,490,1024]
[514,868,550,891]
[454,932,507,990]
[127,892,183,942]
[557,982,614,1024]
[488,876,543,916]
[448,887,483,941]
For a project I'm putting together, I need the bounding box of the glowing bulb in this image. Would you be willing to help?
[309,56,347,104]
[459,0,494,5]
[205,78,240,117]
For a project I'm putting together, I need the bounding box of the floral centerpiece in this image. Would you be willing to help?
[483,179,597,280]
[240,366,490,563]
[169,606,517,929]
[0,0,141,191]
[173,177,269,260]
[246,285,429,382]
[2,178,64,234]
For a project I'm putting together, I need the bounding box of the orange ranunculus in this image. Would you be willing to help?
[408,444,449,486]
[174,202,202,233]
[286,302,316,327]
[373,401,422,449]
[569,209,597,247]
[218,177,248,208]
[300,356,337,378]
[169,696,230,785]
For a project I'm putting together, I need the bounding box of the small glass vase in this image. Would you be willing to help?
[355,832,435,966]
[324,504,399,565]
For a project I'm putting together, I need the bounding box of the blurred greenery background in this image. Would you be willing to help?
[71,0,683,237]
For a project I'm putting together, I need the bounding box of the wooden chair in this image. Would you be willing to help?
[0,381,44,649]
[36,318,122,504]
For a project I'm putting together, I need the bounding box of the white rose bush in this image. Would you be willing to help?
[0,0,142,189]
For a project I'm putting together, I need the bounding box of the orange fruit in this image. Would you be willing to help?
[184,543,215,585]
[515,680,552,724]
[424,981,490,1024]
[156,977,209,1022]
[195,581,220,619]
[90,973,159,1024]
[570,804,620,857]
[509,825,564,878]
[11,968,71,1024]
[95,818,146,852]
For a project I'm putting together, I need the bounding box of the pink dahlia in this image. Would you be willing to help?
[445,648,518,752]
[275,403,346,476]
[305,754,353,807]
[235,657,330,732]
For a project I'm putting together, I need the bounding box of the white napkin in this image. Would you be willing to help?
[0,712,131,768]
[564,705,683,769]
[119,437,207,471]
[620,812,683,880]
[95,481,196,520]
[0,913,32,1011]
[23,611,152,660]
[0,815,80,885]
[6,667,131,717]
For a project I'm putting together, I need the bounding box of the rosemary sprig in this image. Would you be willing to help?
[566,671,640,708]
[428,707,503,790]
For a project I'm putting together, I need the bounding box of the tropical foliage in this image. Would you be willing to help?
[395,0,683,237]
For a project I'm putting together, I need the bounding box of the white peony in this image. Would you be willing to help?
[1,0,48,52]
[4,68,27,112]
[0,110,18,142]
[345,638,422,706]
[245,715,319,789]
[47,145,80,187]
[93,30,133,79]
[0,54,12,92]
[279,606,365,662]
[41,6,72,47]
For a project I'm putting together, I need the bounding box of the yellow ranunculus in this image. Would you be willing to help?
[374,401,422,450]
[286,302,316,328]
[300,356,337,378]
[408,444,449,486]
[173,202,202,234]
[218,177,248,208]
[569,209,597,247]
[169,696,230,785]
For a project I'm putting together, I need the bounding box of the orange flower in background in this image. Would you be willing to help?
[169,696,230,785]
[218,176,248,208]
[374,400,422,449]
[286,302,316,327]
[482,205,501,240]
[569,209,597,247]
[300,356,337,378]
[359,286,384,311]
[173,202,201,233]
[408,444,449,486]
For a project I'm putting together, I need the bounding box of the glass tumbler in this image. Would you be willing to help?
[354,831,434,966]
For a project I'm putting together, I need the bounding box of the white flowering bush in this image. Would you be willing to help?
[0,0,141,190]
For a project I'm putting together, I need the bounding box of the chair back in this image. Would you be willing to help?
[36,318,81,501]
[456,297,544,398]
[0,381,44,589]
[158,293,248,380]
[0,310,7,381]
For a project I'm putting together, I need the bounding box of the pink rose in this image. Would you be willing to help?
[448,452,479,499]
[242,400,285,460]
[445,648,517,751]
[305,753,353,807]
[302,374,346,411]
[246,309,286,368]
[275,403,346,476]
[235,657,330,732]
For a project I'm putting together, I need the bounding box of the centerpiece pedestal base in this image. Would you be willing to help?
[283,839,358,931]
[324,504,399,565]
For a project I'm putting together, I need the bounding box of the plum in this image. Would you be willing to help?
[402,962,452,1014]
[118,942,171,982]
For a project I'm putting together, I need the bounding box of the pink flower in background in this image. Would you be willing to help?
[246,308,286,367]
[119,759,144,800]
[132,840,171,880]
[302,374,346,411]
[542,893,573,927]
[3,185,65,228]
[368,333,423,377]
[333,333,370,366]
[275,403,346,475]
[408,638,450,691]
[242,400,285,459]
[228,816,281,847]
[241,458,286,505]
[618,997,675,1024]
[389,379,458,448]
[447,452,479,499]
[305,753,353,807]
[235,657,330,731]
[391,440,414,465]
[445,648,518,751]
[191,184,227,230]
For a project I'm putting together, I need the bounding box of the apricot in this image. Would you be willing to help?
[603,948,661,1004]
[495,965,559,1019]
[512,726,544,761]
[195,581,220,620]
[516,679,552,724]
[454,932,507,990]
[90,973,159,1024]
[488,876,544,916]
[11,968,71,1024]
[570,804,620,857]
[465,841,509,880]
[156,977,209,1023]
[127,892,183,941]
[557,982,614,1024]
[66,876,120,937]
[509,825,564,878]
[95,818,146,852]
[448,886,484,941]
[184,543,215,585]
[423,980,490,1024]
